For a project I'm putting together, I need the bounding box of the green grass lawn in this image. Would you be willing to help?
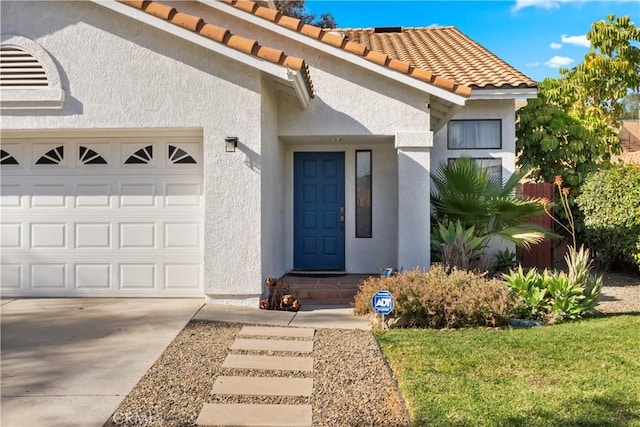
[376,315,640,427]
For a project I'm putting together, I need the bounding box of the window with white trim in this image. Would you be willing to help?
[448,119,501,149]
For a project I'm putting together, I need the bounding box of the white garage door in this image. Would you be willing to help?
[1,134,204,297]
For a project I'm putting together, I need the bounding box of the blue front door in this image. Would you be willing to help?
[294,152,345,270]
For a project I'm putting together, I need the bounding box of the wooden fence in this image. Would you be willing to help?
[516,182,554,269]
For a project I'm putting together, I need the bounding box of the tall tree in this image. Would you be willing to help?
[516,15,640,236]
[275,1,337,28]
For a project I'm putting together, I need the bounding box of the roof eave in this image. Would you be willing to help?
[286,68,312,109]
[91,0,312,109]
[470,87,538,100]
[201,0,467,106]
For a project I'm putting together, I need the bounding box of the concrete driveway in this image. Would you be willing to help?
[1,298,203,427]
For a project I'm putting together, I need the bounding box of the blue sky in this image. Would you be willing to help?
[304,0,639,82]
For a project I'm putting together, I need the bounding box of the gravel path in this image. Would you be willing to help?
[597,272,640,314]
[104,323,409,426]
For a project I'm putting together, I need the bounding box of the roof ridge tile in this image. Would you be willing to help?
[199,23,231,43]
[143,1,176,20]
[172,12,205,32]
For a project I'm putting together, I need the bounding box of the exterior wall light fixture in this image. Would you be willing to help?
[225,137,238,152]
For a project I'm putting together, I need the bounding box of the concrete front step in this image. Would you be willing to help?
[231,338,314,353]
[212,376,313,397]
[196,403,312,427]
[222,354,314,372]
[238,326,315,338]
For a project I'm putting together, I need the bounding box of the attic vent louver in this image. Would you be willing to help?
[374,27,402,34]
[0,46,48,88]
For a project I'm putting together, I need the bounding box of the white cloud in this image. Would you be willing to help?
[527,62,541,67]
[512,0,560,12]
[561,34,591,48]
[550,42,562,49]
[545,56,574,68]
[514,0,638,11]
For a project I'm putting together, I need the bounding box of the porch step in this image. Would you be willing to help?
[287,270,347,276]
[282,273,370,306]
[196,404,312,427]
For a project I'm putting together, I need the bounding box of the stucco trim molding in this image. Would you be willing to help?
[0,34,65,110]
[395,131,434,149]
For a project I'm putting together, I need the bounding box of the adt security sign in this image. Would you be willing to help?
[372,290,394,315]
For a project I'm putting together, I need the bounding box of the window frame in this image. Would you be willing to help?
[447,119,502,150]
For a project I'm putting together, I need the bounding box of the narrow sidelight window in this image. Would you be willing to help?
[355,150,372,238]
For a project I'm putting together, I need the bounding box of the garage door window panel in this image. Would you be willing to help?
[78,145,108,165]
[35,145,64,165]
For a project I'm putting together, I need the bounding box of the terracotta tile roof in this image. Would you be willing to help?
[119,0,314,98]
[334,27,537,90]
[121,1,534,98]
[221,0,471,97]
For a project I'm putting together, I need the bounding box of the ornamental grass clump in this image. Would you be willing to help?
[354,265,516,329]
[503,245,603,323]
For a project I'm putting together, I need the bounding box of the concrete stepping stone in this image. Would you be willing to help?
[222,354,314,372]
[239,326,315,338]
[231,338,313,353]
[212,376,313,396]
[196,403,312,426]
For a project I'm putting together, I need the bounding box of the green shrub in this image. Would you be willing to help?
[492,248,519,274]
[576,164,640,270]
[430,221,491,271]
[503,246,602,323]
[354,265,515,328]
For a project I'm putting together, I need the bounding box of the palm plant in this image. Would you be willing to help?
[431,157,552,250]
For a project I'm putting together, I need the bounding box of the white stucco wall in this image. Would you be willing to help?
[260,78,287,288]
[0,1,266,302]
[276,61,431,137]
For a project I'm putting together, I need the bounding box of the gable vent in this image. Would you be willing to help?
[0,45,48,88]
